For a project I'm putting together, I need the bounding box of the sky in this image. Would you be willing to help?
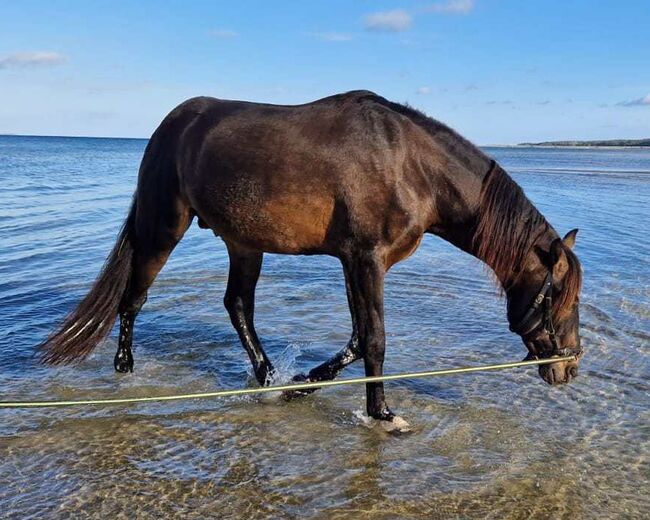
[1,0,649,144]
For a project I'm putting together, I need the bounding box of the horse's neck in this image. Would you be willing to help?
[424,154,491,255]
[426,156,555,291]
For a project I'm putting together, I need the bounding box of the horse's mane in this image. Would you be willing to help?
[364,94,492,174]
[474,163,548,286]
[473,163,582,318]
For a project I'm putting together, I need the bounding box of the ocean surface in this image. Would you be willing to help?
[0,135,648,519]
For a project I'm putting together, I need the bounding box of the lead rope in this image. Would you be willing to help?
[0,355,577,409]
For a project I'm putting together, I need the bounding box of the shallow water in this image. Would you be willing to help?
[0,136,648,519]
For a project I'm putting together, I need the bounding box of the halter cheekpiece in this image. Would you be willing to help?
[509,271,583,360]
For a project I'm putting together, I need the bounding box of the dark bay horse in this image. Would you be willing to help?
[40,90,583,431]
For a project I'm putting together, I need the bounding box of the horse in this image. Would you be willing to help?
[39,90,583,432]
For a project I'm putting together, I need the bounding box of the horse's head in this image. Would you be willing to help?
[507,229,583,385]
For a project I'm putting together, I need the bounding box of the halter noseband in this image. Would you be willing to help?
[509,271,583,360]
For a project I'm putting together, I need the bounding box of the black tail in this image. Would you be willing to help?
[39,197,137,364]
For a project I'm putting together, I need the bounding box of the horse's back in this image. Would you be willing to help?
[149,91,433,257]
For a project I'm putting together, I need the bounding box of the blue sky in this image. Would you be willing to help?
[1,0,648,144]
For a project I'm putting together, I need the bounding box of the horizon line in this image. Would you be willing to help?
[0,132,512,147]
[2,133,649,148]
[0,132,148,141]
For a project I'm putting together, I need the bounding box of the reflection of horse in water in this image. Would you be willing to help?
[40,91,582,431]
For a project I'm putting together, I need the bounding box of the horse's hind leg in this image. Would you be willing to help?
[114,198,192,373]
[224,242,275,385]
[114,249,172,373]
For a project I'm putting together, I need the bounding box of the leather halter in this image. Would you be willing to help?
[509,271,583,360]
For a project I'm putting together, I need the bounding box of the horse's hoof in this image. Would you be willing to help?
[114,350,133,373]
[280,374,318,400]
[379,416,412,434]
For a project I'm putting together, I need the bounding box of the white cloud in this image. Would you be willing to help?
[425,0,475,14]
[619,93,650,106]
[310,32,353,42]
[363,2,473,33]
[416,86,431,95]
[364,10,413,32]
[209,29,238,39]
[0,51,67,69]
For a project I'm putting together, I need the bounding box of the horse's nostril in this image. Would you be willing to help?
[569,366,578,378]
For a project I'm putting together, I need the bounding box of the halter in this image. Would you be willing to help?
[509,271,583,360]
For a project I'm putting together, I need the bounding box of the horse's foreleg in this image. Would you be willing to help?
[224,243,275,386]
[281,336,360,400]
[346,251,409,432]
[347,253,390,419]
[283,266,361,399]
[306,335,361,382]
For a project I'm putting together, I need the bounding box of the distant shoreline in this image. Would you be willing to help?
[517,138,650,148]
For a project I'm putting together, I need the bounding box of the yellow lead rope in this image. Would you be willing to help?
[0,356,576,409]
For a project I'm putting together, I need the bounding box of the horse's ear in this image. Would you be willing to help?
[550,238,569,280]
[562,228,578,249]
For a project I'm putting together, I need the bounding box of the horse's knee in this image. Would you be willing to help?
[223,293,241,318]
[344,336,362,363]
[362,335,386,365]
[348,334,361,353]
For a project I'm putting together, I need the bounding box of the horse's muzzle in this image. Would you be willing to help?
[538,358,579,385]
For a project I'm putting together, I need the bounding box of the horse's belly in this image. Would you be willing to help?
[242,193,335,253]
[192,186,336,254]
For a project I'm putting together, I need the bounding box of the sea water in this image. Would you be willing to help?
[0,136,648,518]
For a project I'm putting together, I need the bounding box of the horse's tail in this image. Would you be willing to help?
[39,197,137,364]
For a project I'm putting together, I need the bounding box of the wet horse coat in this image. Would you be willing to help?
[40,91,582,429]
